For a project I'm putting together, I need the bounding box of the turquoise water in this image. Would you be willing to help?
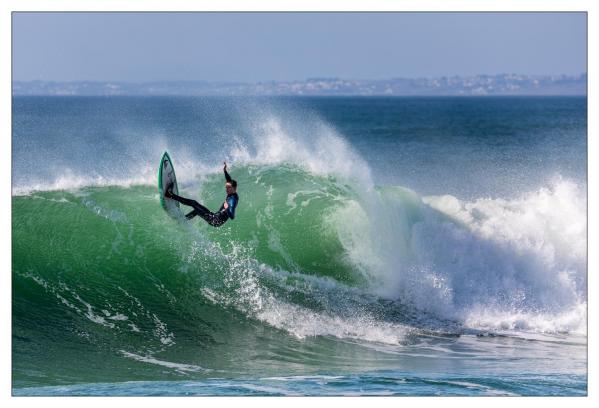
[12,96,587,396]
[13,372,587,396]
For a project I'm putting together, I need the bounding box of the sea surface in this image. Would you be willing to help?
[12,96,587,396]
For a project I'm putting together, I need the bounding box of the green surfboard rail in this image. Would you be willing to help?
[158,151,178,210]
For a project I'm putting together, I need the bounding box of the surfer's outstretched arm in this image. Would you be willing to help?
[224,161,232,183]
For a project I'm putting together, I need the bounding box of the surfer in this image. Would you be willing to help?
[165,162,239,227]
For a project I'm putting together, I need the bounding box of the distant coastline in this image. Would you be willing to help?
[12,73,587,96]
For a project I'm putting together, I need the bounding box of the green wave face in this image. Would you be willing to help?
[13,162,587,388]
[13,165,409,386]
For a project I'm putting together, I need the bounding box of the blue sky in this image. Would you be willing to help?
[12,12,587,82]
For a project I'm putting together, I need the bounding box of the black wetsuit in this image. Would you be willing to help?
[168,168,239,227]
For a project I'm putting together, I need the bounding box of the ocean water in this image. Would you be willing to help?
[12,96,587,396]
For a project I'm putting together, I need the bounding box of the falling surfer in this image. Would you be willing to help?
[165,162,239,227]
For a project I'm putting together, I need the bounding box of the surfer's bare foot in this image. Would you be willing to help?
[164,184,174,198]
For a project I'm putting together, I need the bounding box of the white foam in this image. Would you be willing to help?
[12,168,155,196]
[198,245,412,344]
[152,313,175,346]
[21,273,113,328]
[11,147,216,196]
[119,351,209,373]
[254,297,410,344]
[424,178,587,270]
[329,178,587,334]
[463,302,587,334]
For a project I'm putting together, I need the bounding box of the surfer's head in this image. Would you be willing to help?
[226,180,237,194]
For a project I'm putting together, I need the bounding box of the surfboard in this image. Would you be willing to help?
[158,151,181,215]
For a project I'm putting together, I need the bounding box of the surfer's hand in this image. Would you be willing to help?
[223,201,229,209]
[223,161,227,171]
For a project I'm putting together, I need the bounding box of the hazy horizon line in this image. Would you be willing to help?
[13,73,586,97]
[12,72,588,84]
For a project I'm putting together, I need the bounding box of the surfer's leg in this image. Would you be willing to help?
[168,193,219,225]
[206,212,227,227]
[186,208,224,227]
[167,192,194,206]
[167,192,222,226]
[191,212,223,227]
[169,193,211,214]
[208,217,226,227]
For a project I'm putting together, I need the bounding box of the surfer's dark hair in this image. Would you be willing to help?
[229,179,237,188]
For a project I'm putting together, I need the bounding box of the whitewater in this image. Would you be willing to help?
[12,96,587,395]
